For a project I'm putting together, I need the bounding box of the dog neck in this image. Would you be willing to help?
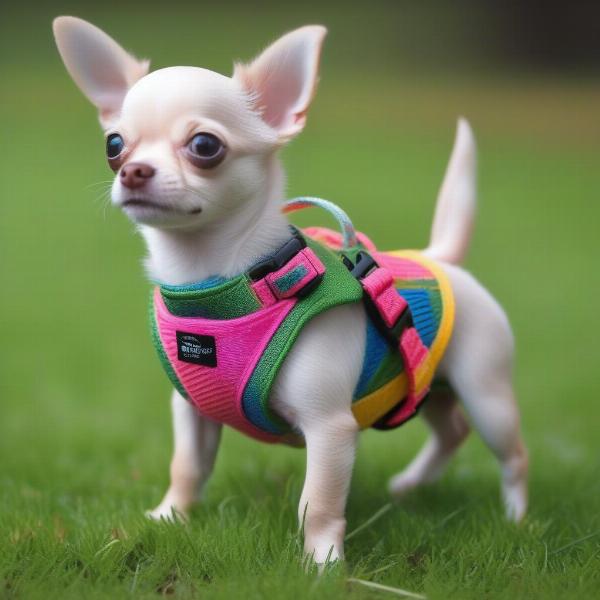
[140,161,292,286]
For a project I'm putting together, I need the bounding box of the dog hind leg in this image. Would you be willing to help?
[439,264,528,522]
[388,388,470,497]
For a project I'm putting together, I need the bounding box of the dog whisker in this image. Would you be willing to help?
[86,180,115,190]
[92,188,111,204]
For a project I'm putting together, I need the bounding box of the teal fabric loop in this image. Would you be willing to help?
[283,197,359,249]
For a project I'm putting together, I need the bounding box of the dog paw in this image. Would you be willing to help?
[145,503,188,523]
[303,518,345,569]
[387,473,420,498]
[304,544,343,571]
[503,482,527,523]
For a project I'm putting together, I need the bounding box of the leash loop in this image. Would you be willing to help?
[283,197,359,249]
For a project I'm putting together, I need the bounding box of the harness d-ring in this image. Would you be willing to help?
[283,197,359,250]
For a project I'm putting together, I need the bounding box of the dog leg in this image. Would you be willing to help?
[440,264,528,521]
[299,412,359,564]
[147,389,222,521]
[272,304,366,564]
[389,389,470,497]
[454,378,528,522]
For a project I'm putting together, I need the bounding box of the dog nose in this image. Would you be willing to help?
[120,162,156,189]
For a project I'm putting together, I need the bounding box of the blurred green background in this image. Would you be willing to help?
[1,1,599,598]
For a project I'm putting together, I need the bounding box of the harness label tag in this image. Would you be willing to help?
[176,331,217,367]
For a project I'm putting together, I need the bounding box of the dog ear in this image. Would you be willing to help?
[53,16,150,127]
[233,25,327,140]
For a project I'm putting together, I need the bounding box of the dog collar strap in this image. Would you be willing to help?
[157,197,363,319]
[157,228,323,321]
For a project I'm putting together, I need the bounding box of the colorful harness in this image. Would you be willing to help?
[151,198,455,445]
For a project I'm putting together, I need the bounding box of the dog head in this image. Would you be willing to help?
[53,17,326,230]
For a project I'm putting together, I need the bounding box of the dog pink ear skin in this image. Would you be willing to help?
[233,25,327,141]
[53,16,150,128]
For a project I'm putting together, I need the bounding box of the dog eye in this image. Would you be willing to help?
[106,133,124,158]
[185,133,226,168]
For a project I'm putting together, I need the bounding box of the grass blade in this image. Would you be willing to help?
[345,503,393,541]
[348,577,427,599]
[549,531,600,556]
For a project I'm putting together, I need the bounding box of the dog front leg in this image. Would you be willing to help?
[299,412,358,564]
[148,389,222,521]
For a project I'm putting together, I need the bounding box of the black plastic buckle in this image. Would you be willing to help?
[294,273,324,299]
[349,251,378,280]
[247,228,323,299]
[342,250,378,281]
[248,229,307,282]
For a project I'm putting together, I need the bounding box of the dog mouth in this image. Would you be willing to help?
[121,198,202,215]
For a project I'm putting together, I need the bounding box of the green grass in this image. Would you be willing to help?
[1,3,600,599]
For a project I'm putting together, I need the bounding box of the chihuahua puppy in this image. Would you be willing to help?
[53,17,528,563]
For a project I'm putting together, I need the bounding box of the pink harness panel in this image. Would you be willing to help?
[153,289,296,442]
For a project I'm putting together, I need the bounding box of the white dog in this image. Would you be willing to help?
[53,17,528,564]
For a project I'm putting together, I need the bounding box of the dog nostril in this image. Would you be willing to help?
[134,166,155,178]
[139,165,154,178]
[120,163,156,188]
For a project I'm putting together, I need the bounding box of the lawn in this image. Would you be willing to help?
[1,3,599,599]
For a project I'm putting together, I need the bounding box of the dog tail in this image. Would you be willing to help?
[424,118,477,265]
